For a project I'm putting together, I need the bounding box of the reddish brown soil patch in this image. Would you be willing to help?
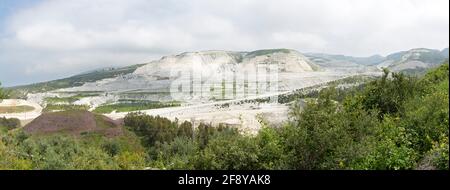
[24,110,123,138]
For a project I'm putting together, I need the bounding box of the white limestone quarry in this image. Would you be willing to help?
[27,92,60,105]
[73,95,119,110]
[58,49,318,94]
[24,49,382,132]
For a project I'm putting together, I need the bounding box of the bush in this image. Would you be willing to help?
[194,134,262,170]
[359,69,421,118]
[151,137,199,169]
[0,117,21,131]
[0,129,148,170]
[0,82,9,100]
[124,112,183,146]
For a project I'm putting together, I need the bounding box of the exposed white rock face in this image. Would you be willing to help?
[389,61,428,71]
[399,48,430,63]
[28,49,384,110]
[134,50,242,77]
[376,60,394,70]
[27,92,60,105]
[134,49,316,77]
[21,49,383,132]
[55,49,320,102]
[73,95,119,110]
[241,50,316,73]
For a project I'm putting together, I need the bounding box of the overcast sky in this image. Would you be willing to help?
[0,0,448,86]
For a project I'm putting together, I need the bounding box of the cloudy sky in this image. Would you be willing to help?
[0,0,448,86]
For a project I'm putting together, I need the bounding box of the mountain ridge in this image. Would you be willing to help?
[10,47,448,93]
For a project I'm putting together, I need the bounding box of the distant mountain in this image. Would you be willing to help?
[306,48,449,73]
[11,64,145,93]
[305,53,385,66]
[378,48,449,72]
[134,48,319,77]
[11,47,448,95]
[76,66,122,75]
[13,49,319,93]
[441,48,449,57]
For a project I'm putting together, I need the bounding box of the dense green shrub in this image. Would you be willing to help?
[43,104,90,112]
[0,82,9,100]
[93,101,180,114]
[0,117,21,131]
[0,130,147,170]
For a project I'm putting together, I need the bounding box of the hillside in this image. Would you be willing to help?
[20,49,334,108]
[11,64,146,93]
[13,47,448,96]
[378,48,449,72]
[23,110,123,137]
[305,48,449,73]
[305,53,385,66]
[11,49,318,93]
[132,49,318,82]
[7,47,447,119]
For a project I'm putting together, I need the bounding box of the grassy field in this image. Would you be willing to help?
[44,94,98,104]
[93,101,181,114]
[43,104,90,112]
[0,105,35,114]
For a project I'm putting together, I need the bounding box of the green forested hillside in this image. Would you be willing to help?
[0,62,448,170]
[9,64,145,93]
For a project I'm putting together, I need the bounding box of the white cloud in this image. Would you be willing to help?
[0,0,448,86]
[16,22,90,50]
[272,32,327,51]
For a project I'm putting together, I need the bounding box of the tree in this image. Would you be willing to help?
[400,63,449,169]
[283,87,352,169]
[353,117,417,170]
[0,140,32,170]
[194,133,262,170]
[114,151,147,170]
[256,127,288,169]
[0,82,9,100]
[152,137,198,169]
[359,70,420,119]
[124,112,180,147]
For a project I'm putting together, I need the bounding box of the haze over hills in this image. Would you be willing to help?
[2,47,449,133]
[13,47,448,93]
[5,47,445,109]
[305,53,385,66]
[12,49,316,92]
[23,49,332,107]
[8,47,447,108]
[377,48,449,72]
[306,47,449,70]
